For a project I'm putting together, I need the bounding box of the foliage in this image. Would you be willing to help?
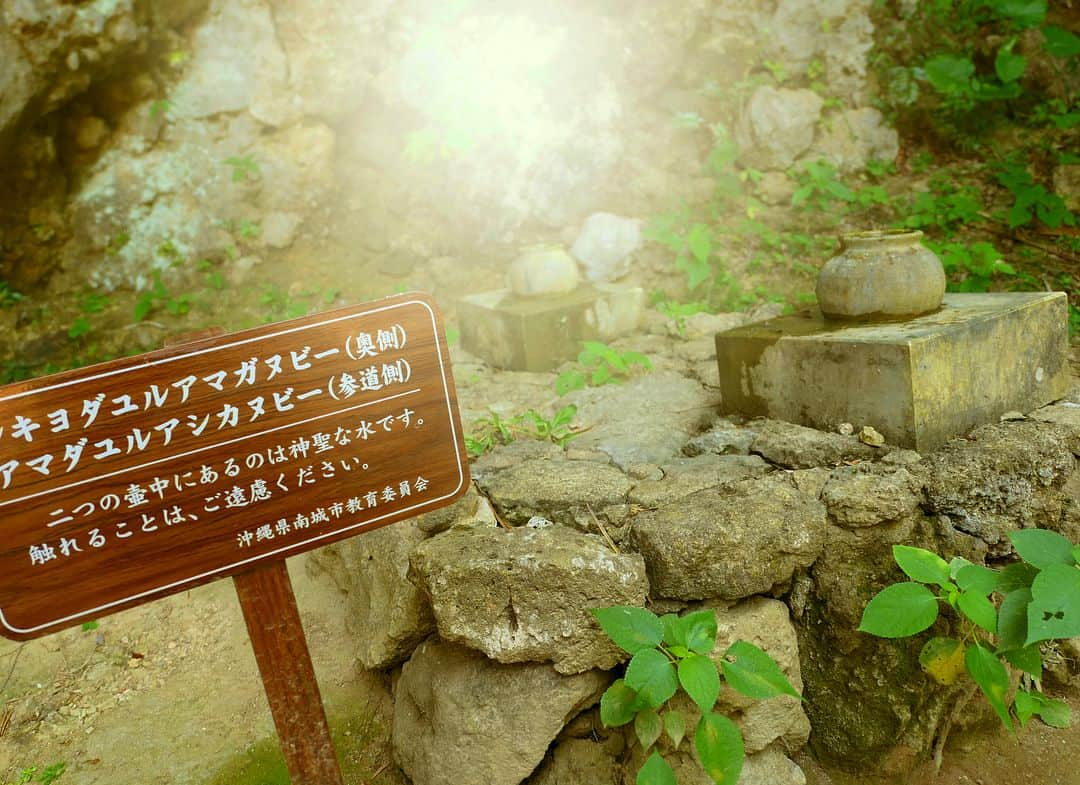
[859,534,1080,733]
[876,0,1080,144]
[791,159,856,210]
[2,764,66,785]
[592,605,801,785]
[464,405,579,458]
[0,281,24,308]
[134,272,191,321]
[925,240,1016,291]
[992,157,1077,229]
[224,155,260,183]
[555,341,652,396]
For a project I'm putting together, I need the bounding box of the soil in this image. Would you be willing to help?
[0,557,406,785]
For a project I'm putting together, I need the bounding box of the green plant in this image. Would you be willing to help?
[134,272,190,321]
[3,763,66,785]
[464,405,579,458]
[555,341,652,396]
[224,155,260,183]
[0,281,24,308]
[791,159,855,210]
[260,284,308,322]
[149,99,174,120]
[859,534,1079,742]
[592,606,801,785]
[992,157,1077,229]
[651,295,712,336]
[67,317,92,339]
[925,240,1016,291]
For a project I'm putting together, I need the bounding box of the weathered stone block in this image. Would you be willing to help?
[409,526,648,674]
[715,293,1069,452]
[393,639,607,785]
[458,284,644,371]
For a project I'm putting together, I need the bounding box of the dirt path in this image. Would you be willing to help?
[0,556,395,785]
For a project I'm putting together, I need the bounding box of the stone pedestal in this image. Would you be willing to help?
[457,284,644,372]
[714,292,1069,452]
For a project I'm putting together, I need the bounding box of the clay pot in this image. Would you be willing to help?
[816,229,946,320]
[506,244,581,297]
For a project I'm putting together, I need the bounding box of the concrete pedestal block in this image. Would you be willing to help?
[715,292,1069,452]
[457,284,644,372]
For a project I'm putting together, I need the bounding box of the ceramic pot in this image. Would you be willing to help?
[506,244,581,297]
[816,229,946,320]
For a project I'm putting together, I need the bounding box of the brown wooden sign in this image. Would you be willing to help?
[0,292,469,640]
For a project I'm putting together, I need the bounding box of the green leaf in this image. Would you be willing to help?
[661,614,683,648]
[592,607,664,654]
[600,679,643,727]
[994,48,1027,83]
[1002,644,1043,679]
[1044,25,1080,58]
[965,643,1013,731]
[858,582,939,638]
[924,54,975,94]
[694,712,744,785]
[955,564,1000,595]
[894,545,952,587]
[555,371,586,396]
[948,556,974,579]
[687,224,712,264]
[998,562,1040,593]
[635,708,663,751]
[1009,529,1076,569]
[919,637,966,686]
[664,710,687,749]
[636,750,677,785]
[676,610,718,655]
[720,640,802,701]
[678,654,721,713]
[621,350,653,370]
[996,588,1032,652]
[1014,690,1071,728]
[625,649,679,709]
[1025,563,1080,645]
[990,0,1046,27]
[591,365,614,386]
[957,591,998,634]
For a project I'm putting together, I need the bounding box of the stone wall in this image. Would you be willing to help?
[306,308,1080,784]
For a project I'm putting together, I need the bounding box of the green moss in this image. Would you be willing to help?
[203,708,395,785]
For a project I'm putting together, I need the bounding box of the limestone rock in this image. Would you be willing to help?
[712,598,811,753]
[629,454,771,508]
[821,464,923,528]
[736,87,824,171]
[670,311,747,340]
[631,475,826,600]
[304,520,434,669]
[921,422,1077,551]
[260,211,303,249]
[1053,164,1080,212]
[750,420,879,469]
[393,639,608,785]
[740,745,807,785]
[807,108,898,173]
[304,488,493,669]
[683,419,758,457]
[172,0,288,120]
[571,213,643,283]
[409,526,648,674]
[527,736,623,785]
[478,456,633,530]
[568,373,717,469]
[756,171,798,206]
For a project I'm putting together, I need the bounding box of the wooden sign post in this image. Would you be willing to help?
[0,292,470,783]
